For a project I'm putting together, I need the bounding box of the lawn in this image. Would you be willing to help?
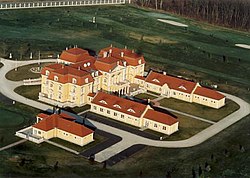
[163,113,211,141]
[14,85,40,101]
[6,62,53,81]
[159,98,240,122]
[134,93,157,100]
[0,6,249,88]
[50,133,106,152]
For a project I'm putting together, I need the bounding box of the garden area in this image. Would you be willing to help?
[159,98,240,122]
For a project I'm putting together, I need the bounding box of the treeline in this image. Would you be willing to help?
[133,0,250,30]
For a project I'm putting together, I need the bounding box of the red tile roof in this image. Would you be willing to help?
[92,92,148,117]
[88,93,96,97]
[94,57,122,73]
[194,87,225,100]
[41,63,64,75]
[46,66,94,86]
[135,75,145,80]
[60,48,90,63]
[144,109,178,126]
[145,71,197,94]
[33,114,93,137]
[99,46,145,66]
[37,113,49,119]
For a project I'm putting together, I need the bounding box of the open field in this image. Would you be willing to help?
[14,85,40,100]
[159,98,240,122]
[6,62,52,81]
[0,6,249,88]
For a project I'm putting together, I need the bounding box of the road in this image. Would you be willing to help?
[0,58,249,163]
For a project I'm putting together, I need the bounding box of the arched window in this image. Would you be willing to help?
[72,78,77,84]
[45,70,50,76]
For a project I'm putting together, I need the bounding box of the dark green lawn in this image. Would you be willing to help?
[14,85,40,101]
[6,62,52,81]
[159,98,239,122]
[0,5,249,87]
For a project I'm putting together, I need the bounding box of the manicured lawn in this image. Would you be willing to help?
[0,6,249,88]
[14,85,40,101]
[134,93,157,100]
[50,133,106,152]
[159,98,239,122]
[164,113,211,140]
[6,62,52,81]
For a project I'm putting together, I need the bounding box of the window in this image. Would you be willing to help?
[107,110,110,114]
[45,70,50,76]
[154,123,157,128]
[72,78,77,84]
[127,108,135,113]
[38,131,41,134]
[173,92,176,95]
[138,59,142,64]
[58,93,62,99]
[113,104,121,109]
[100,100,107,104]
[93,106,97,110]
[54,76,58,81]
[50,82,54,88]
[100,108,103,112]
[163,126,166,130]
[81,87,84,93]
[85,78,89,83]
[74,137,77,139]
[121,115,124,118]
[59,85,62,91]
[114,112,117,116]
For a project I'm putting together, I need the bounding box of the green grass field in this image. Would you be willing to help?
[14,85,40,100]
[134,93,157,100]
[159,98,239,122]
[6,62,52,81]
[0,5,249,88]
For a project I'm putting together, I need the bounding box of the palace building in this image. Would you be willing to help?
[39,45,225,109]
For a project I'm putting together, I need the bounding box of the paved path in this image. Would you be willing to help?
[0,58,249,163]
[0,139,27,151]
[45,140,79,154]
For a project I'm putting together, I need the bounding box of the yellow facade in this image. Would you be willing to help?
[33,127,94,146]
[90,103,178,135]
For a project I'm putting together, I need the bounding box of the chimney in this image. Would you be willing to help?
[110,44,113,47]
[124,45,127,49]
[163,71,166,75]
[121,51,124,57]
[123,61,126,66]
[147,98,151,104]
[109,49,112,55]
[66,47,68,50]
[132,49,135,53]
[78,66,80,70]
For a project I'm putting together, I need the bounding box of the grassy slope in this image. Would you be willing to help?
[0,6,249,86]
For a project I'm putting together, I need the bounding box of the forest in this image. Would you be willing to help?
[133,0,250,31]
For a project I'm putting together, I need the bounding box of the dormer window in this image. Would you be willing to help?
[113,104,121,109]
[45,70,50,76]
[127,108,135,113]
[95,71,98,77]
[152,78,160,83]
[138,59,142,64]
[54,76,58,81]
[85,78,89,83]
[87,62,90,66]
[99,100,107,104]
[84,63,87,67]
[72,78,77,84]
[178,85,187,90]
